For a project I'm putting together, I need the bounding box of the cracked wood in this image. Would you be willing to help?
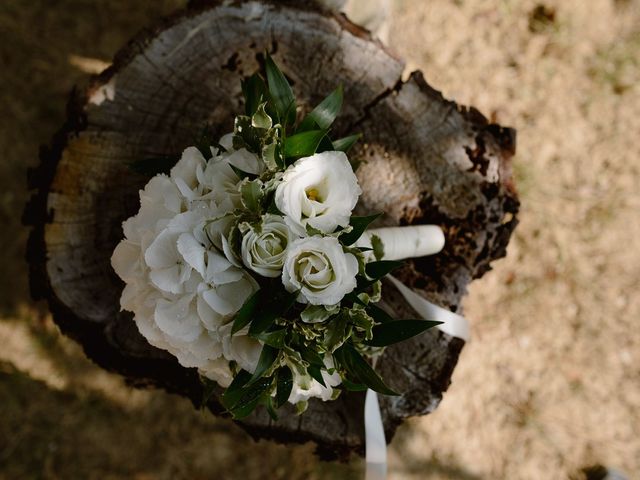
[24,0,519,459]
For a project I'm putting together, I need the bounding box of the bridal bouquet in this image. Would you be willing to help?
[111,55,441,419]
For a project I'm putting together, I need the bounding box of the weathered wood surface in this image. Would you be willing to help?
[25,0,518,459]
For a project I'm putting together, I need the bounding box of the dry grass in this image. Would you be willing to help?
[389,0,640,478]
[1,0,639,478]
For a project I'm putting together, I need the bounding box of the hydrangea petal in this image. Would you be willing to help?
[111,240,142,282]
[177,233,206,276]
[154,295,202,342]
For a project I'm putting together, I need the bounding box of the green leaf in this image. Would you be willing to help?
[248,289,298,336]
[338,343,399,396]
[371,234,385,261]
[347,308,374,341]
[340,378,368,392]
[332,134,361,153]
[267,196,284,215]
[261,141,279,171]
[355,276,380,294]
[282,100,298,131]
[315,135,335,154]
[229,163,258,181]
[233,116,261,153]
[265,53,296,126]
[265,396,279,421]
[274,142,285,169]
[340,213,382,246]
[229,376,274,419]
[231,290,261,335]
[300,304,336,323]
[283,130,328,159]
[366,303,394,324]
[253,328,287,349]
[307,365,327,387]
[248,309,278,337]
[248,345,279,384]
[345,292,367,307]
[365,260,403,280]
[241,73,268,116]
[366,320,443,347]
[322,314,350,352]
[275,366,293,408]
[295,400,309,415]
[128,155,178,177]
[298,85,343,131]
[297,322,322,342]
[252,102,273,130]
[298,343,325,368]
[220,369,252,410]
[240,179,263,211]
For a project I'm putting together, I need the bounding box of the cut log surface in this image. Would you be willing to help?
[25,0,519,459]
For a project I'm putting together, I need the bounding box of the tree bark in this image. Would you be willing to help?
[24,0,518,459]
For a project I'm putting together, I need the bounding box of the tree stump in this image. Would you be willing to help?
[24,0,518,459]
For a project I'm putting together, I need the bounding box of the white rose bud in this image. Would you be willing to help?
[275,151,361,235]
[240,214,294,278]
[282,236,358,305]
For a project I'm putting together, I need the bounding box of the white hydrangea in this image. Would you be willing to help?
[112,145,261,388]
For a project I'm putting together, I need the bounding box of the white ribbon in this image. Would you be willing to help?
[364,276,470,479]
[387,276,470,342]
[365,388,387,480]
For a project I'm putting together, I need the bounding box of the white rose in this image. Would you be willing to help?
[240,214,294,277]
[275,151,361,235]
[282,236,358,305]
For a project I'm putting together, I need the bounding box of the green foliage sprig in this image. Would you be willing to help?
[210,54,441,420]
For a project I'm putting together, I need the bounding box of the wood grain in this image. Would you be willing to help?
[24,0,518,459]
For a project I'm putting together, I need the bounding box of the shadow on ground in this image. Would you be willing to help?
[0,360,348,479]
[0,0,189,315]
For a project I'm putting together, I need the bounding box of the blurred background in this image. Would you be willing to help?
[1,0,638,478]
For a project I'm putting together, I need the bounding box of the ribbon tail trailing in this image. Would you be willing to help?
[365,389,387,480]
[364,276,470,479]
